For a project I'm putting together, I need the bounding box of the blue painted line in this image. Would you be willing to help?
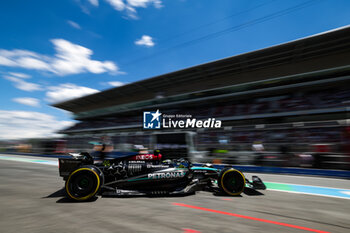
[266,182,350,199]
[293,184,350,199]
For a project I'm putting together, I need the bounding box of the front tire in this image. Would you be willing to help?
[218,168,245,196]
[65,166,103,201]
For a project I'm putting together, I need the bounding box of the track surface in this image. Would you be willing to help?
[0,155,349,233]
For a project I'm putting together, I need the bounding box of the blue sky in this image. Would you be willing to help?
[0,0,350,139]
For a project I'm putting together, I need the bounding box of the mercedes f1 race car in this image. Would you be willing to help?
[58,151,266,201]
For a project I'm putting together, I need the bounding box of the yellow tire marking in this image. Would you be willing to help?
[220,169,245,196]
[66,168,100,201]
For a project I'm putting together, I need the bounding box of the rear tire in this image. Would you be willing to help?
[218,168,245,196]
[65,166,103,201]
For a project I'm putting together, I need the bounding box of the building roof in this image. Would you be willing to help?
[53,25,350,114]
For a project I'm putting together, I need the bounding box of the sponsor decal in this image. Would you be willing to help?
[129,154,162,161]
[146,165,169,169]
[148,172,186,179]
[128,160,145,163]
[134,154,154,160]
[143,109,221,129]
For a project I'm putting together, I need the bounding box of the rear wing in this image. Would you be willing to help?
[58,158,84,180]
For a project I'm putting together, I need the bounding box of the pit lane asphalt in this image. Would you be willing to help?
[0,155,349,233]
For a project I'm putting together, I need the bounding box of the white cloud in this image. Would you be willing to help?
[4,76,42,91]
[105,0,163,19]
[50,39,118,75]
[0,49,51,71]
[0,39,119,76]
[127,0,162,8]
[77,0,99,14]
[107,81,126,87]
[88,0,99,6]
[67,20,82,30]
[135,35,155,47]
[12,97,40,107]
[106,0,125,10]
[46,83,99,103]
[17,56,51,70]
[0,110,74,139]
[8,72,31,79]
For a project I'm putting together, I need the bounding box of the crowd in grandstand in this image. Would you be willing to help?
[197,128,343,145]
[187,88,350,117]
[66,88,350,132]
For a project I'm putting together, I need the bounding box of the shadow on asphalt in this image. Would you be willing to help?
[213,188,264,197]
[56,196,98,203]
[101,192,196,199]
[44,188,99,203]
[44,188,65,198]
[213,192,242,197]
[44,188,263,203]
[243,188,264,196]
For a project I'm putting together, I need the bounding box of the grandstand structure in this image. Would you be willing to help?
[54,26,350,168]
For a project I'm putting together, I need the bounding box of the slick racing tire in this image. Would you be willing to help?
[218,168,245,196]
[65,166,103,201]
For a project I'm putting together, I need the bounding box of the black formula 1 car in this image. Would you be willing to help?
[58,151,265,201]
